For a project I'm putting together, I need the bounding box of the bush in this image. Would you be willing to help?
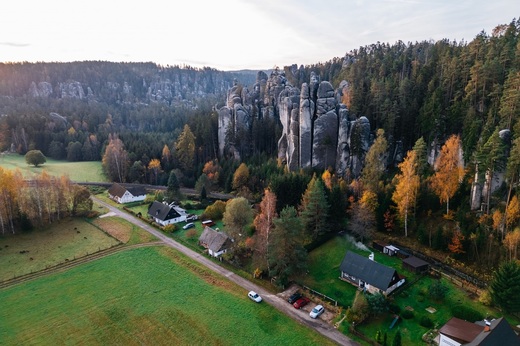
[401,310,414,319]
[419,316,434,328]
[163,224,177,233]
[185,229,197,239]
[429,280,449,300]
[389,303,401,314]
[451,305,484,322]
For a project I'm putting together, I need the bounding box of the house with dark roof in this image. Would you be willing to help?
[108,183,146,204]
[147,201,187,226]
[438,317,519,346]
[198,226,232,257]
[402,256,429,274]
[339,251,405,295]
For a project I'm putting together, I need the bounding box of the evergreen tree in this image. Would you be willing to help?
[490,261,520,314]
[299,175,330,242]
[392,330,402,346]
[268,206,307,286]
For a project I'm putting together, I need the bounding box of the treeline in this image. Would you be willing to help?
[287,18,520,157]
[0,168,92,234]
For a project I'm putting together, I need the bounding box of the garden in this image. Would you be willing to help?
[300,234,519,345]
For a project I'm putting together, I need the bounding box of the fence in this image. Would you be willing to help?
[302,285,338,306]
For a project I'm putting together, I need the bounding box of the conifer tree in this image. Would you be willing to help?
[299,175,329,242]
[490,261,520,314]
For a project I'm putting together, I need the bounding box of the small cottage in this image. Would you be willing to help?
[198,226,232,257]
[340,251,405,296]
[108,183,146,204]
[147,201,188,226]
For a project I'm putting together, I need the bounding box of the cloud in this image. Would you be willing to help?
[0,42,29,47]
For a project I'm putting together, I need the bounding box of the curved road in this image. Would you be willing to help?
[92,196,358,346]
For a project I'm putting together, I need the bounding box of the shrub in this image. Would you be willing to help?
[389,303,401,314]
[419,316,434,328]
[429,280,449,300]
[401,310,414,319]
[185,229,197,239]
[478,290,492,306]
[451,305,483,322]
[163,224,177,233]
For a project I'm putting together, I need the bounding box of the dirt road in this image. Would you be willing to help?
[92,196,359,345]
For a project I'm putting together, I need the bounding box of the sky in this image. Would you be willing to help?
[1,0,517,71]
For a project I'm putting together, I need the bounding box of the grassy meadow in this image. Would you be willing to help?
[0,215,157,282]
[0,246,335,346]
[0,153,106,182]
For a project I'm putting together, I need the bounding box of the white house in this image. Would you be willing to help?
[108,183,146,204]
[147,201,188,226]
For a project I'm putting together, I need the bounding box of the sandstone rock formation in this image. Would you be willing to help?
[218,69,373,177]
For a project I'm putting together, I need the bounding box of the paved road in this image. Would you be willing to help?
[92,196,359,346]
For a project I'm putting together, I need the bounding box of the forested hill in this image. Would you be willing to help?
[282,19,520,159]
[0,61,256,105]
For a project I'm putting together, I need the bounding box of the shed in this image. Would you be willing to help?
[383,245,400,256]
[199,226,232,257]
[402,256,429,273]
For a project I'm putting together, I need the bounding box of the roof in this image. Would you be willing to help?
[402,256,429,268]
[440,317,519,345]
[147,201,181,221]
[439,317,483,344]
[108,183,146,198]
[340,251,400,291]
[468,317,520,346]
[385,245,400,251]
[199,227,232,253]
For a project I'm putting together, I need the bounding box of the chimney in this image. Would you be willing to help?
[484,325,490,332]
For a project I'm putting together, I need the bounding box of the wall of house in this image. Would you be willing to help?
[439,334,462,346]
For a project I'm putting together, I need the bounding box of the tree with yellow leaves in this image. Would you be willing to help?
[392,150,420,237]
[147,159,162,185]
[253,188,278,275]
[430,135,464,215]
[503,228,520,261]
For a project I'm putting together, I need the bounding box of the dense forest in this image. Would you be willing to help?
[1,19,520,279]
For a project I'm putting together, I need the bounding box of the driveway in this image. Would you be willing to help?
[92,196,359,346]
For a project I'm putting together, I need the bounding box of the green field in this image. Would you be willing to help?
[0,218,120,281]
[0,246,335,346]
[0,153,106,182]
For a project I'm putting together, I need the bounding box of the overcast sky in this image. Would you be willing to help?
[1,0,517,71]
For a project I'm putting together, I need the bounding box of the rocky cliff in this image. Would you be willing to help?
[218,69,372,177]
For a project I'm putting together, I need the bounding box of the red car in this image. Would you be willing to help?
[293,297,310,309]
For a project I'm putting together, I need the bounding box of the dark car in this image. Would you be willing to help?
[293,297,310,309]
[287,292,302,304]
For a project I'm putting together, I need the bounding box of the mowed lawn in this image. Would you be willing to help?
[0,153,106,182]
[0,246,335,346]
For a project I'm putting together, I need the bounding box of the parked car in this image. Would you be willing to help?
[309,305,324,318]
[186,214,198,222]
[248,291,262,303]
[183,222,195,230]
[293,297,310,309]
[287,292,302,304]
